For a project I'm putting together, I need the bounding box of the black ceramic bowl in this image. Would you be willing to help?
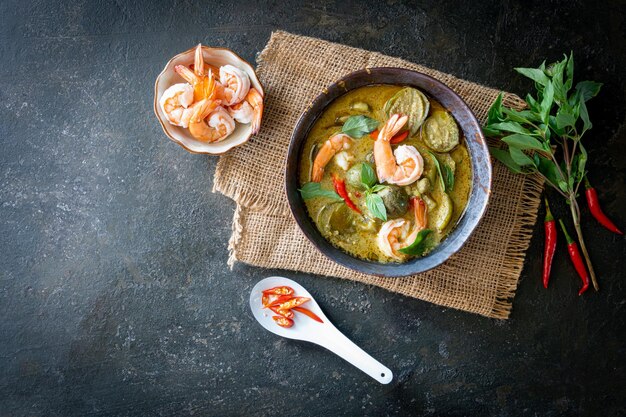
[286,68,491,277]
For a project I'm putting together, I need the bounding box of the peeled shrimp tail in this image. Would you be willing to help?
[175,65,198,84]
[194,43,205,76]
[247,88,264,134]
[311,134,352,182]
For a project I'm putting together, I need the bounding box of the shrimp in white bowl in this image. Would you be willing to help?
[377,197,428,259]
[218,64,251,106]
[374,114,424,186]
[227,88,264,134]
[189,99,235,143]
[159,83,195,128]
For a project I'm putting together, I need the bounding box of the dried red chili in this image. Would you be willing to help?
[331,174,361,214]
[584,177,623,235]
[559,219,590,296]
[543,198,557,289]
[292,307,323,323]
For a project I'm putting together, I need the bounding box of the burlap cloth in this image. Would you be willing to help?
[213,31,543,319]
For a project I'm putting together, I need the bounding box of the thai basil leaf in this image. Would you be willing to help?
[539,81,554,122]
[509,147,535,167]
[398,229,432,256]
[514,67,549,87]
[299,182,342,201]
[565,51,574,93]
[443,165,455,191]
[488,121,533,135]
[555,106,577,130]
[486,93,504,125]
[360,162,377,188]
[427,151,446,191]
[490,147,523,174]
[575,81,602,102]
[578,99,592,132]
[535,155,567,192]
[369,184,387,193]
[342,115,379,139]
[366,192,387,221]
[502,134,546,152]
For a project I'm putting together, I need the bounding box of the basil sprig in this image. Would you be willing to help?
[360,163,387,221]
[299,182,342,201]
[342,115,379,139]
[398,229,432,255]
[427,151,454,192]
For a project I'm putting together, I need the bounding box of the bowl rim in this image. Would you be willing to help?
[285,67,492,277]
[153,45,265,155]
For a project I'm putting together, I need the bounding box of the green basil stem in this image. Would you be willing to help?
[569,190,599,291]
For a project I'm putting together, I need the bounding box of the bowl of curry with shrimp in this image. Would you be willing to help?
[285,68,491,277]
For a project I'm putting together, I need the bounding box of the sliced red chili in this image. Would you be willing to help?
[559,219,590,296]
[270,305,294,319]
[261,294,270,307]
[542,198,557,289]
[292,306,323,323]
[262,286,294,296]
[389,130,409,144]
[584,177,623,235]
[265,294,293,307]
[272,316,294,328]
[332,174,361,214]
[278,296,310,310]
[369,129,409,143]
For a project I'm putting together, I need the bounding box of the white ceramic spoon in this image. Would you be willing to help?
[249,276,393,384]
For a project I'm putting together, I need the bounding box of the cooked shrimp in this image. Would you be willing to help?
[374,114,424,186]
[377,197,428,259]
[311,134,353,182]
[159,83,195,128]
[228,88,264,134]
[174,55,217,102]
[188,99,235,143]
[218,64,251,106]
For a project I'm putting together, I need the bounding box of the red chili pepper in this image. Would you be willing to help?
[542,198,557,289]
[270,305,294,319]
[559,219,590,296]
[369,129,409,144]
[272,316,294,328]
[584,177,623,235]
[262,286,294,296]
[265,294,293,307]
[277,296,310,310]
[292,306,323,323]
[332,174,361,214]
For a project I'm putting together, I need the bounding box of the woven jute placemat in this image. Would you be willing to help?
[213,31,543,319]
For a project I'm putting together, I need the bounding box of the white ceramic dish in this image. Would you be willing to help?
[153,45,264,154]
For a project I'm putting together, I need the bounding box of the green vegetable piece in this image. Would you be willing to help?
[317,203,354,234]
[432,193,453,232]
[345,164,366,190]
[341,115,379,139]
[377,185,409,218]
[427,151,448,192]
[299,182,342,201]
[443,164,454,191]
[350,101,370,112]
[398,229,432,256]
[423,111,460,152]
[383,87,430,135]
[366,193,387,221]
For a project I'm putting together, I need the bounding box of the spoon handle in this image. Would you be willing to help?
[313,325,393,384]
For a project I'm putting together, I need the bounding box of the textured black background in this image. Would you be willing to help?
[1,1,625,416]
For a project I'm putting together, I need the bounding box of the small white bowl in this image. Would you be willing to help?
[153,45,264,154]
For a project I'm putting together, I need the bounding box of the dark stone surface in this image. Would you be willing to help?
[1,0,624,415]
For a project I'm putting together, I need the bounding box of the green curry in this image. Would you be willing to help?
[299,85,471,263]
